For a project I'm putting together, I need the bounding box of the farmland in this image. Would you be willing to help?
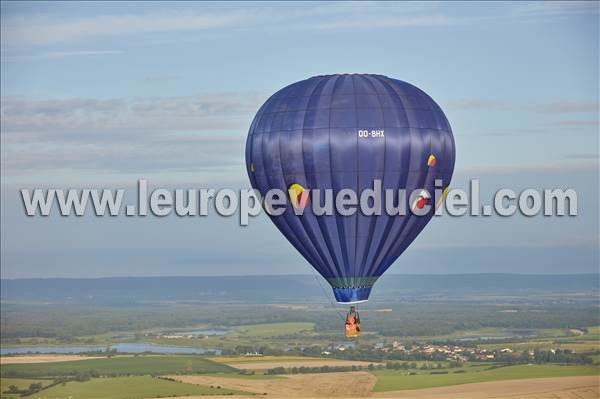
[372,364,600,391]
[34,376,243,398]
[231,322,315,338]
[1,274,599,398]
[374,376,599,399]
[0,378,51,399]
[0,355,234,378]
[1,357,598,398]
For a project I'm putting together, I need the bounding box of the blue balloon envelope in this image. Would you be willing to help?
[246,74,455,303]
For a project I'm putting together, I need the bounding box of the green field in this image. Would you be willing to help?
[400,327,570,342]
[147,321,318,350]
[0,355,234,378]
[36,376,242,399]
[373,364,600,391]
[230,322,315,338]
[479,338,600,352]
[474,326,599,353]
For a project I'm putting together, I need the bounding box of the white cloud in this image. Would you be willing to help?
[535,101,600,114]
[514,1,599,19]
[413,234,599,250]
[1,49,124,61]
[144,74,182,82]
[1,11,244,46]
[1,4,457,48]
[565,153,600,160]
[43,50,124,58]
[556,120,600,127]
[313,11,455,30]
[0,93,265,183]
[1,93,265,132]
[457,160,599,176]
[2,2,596,49]
[445,99,599,114]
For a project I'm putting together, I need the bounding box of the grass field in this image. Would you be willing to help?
[402,327,570,342]
[373,364,600,391]
[148,322,318,350]
[37,376,243,398]
[0,335,117,348]
[209,354,381,372]
[230,322,315,337]
[479,339,600,352]
[0,355,234,378]
[474,325,600,353]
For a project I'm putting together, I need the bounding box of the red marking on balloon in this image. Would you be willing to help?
[416,197,429,209]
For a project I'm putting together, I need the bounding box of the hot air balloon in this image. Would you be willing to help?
[245,74,455,336]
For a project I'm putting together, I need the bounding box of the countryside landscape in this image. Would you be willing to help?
[2,1,598,398]
[1,274,599,398]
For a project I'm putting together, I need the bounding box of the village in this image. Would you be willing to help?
[319,340,518,362]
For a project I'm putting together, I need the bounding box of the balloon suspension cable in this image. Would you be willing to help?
[309,269,346,321]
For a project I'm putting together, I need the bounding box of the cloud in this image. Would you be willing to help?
[1,49,124,61]
[514,1,599,19]
[445,99,599,114]
[414,234,599,250]
[1,4,458,48]
[1,93,265,133]
[144,74,182,82]
[2,2,596,49]
[565,153,600,160]
[556,119,600,127]
[535,101,600,114]
[0,93,266,183]
[313,11,455,30]
[456,124,596,138]
[444,99,513,111]
[1,11,244,46]
[43,50,123,58]
[457,160,599,176]
[1,138,245,174]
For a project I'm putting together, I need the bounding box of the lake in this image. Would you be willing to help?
[0,343,221,355]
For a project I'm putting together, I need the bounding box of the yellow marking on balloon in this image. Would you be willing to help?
[436,186,449,209]
[288,183,309,209]
[427,154,437,167]
[250,163,255,172]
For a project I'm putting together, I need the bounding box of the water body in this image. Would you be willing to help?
[0,343,221,355]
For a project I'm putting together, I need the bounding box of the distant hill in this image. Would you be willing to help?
[1,274,598,304]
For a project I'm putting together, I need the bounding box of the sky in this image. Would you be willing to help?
[1,1,598,278]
